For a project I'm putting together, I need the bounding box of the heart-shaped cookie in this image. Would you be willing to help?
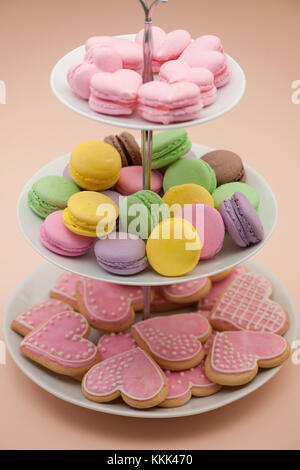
[159,60,217,107]
[97,332,137,360]
[135,26,191,71]
[50,271,82,310]
[20,311,99,376]
[162,278,211,304]
[82,347,168,408]
[132,313,211,371]
[11,299,73,336]
[76,278,147,332]
[205,331,290,386]
[160,361,221,407]
[210,273,289,335]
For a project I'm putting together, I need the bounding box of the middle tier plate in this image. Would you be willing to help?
[17,143,278,286]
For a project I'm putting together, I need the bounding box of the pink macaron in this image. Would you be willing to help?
[175,204,225,260]
[67,63,99,100]
[89,69,142,115]
[40,210,94,257]
[115,166,163,196]
[180,49,231,88]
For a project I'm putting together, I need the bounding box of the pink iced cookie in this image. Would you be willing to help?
[132,313,212,371]
[20,311,99,376]
[67,63,99,100]
[180,49,231,88]
[211,273,290,335]
[159,60,217,106]
[150,287,185,313]
[175,204,225,260]
[82,347,168,408]
[162,278,211,304]
[50,271,82,310]
[115,166,163,196]
[97,332,137,360]
[198,264,247,311]
[11,299,73,336]
[203,329,217,356]
[85,36,143,73]
[138,81,202,125]
[205,331,290,386]
[135,26,191,72]
[89,69,142,115]
[161,361,221,407]
[76,278,146,332]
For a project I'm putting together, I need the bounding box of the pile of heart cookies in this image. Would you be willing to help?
[11,265,290,409]
[67,28,231,124]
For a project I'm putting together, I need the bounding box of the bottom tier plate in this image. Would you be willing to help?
[3,260,297,418]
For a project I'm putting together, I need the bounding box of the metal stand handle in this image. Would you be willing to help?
[138,0,167,320]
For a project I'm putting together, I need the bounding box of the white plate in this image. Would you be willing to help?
[3,260,297,418]
[50,35,246,131]
[17,143,278,286]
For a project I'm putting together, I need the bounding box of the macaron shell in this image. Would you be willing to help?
[115,166,163,195]
[163,184,214,217]
[213,182,260,211]
[104,135,128,166]
[118,132,142,166]
[146,218,202,277]
[163,158,216,193]
[69,141,121,191]
[201,150,245,186]
[40,210,93,256]
[152,129,192,169]
[175,204,225,260]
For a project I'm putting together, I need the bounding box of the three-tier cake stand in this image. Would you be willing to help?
[3,0,297,418]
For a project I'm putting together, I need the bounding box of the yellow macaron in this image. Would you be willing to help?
[146,218,202,277]
[163,184,214,217]
[63,191,119,237]
[69,141,121,191]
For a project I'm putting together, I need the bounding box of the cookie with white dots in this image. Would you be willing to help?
[205,330,290,386]
[97,331,137,359]
[50,272,83,310]
[162,278,211,305]
[131,313,211,371]
[76,278,151,332]
[11,299,73,336]
[20,311,100,377]
[82,347,169,409]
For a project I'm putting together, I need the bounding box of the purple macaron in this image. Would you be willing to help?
[94,232,148,275]
[40,210,94,256]
[219,192,264,247]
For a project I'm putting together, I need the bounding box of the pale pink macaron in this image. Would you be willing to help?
[89,69,143,115]
[85,36,143,73]
[115,166,163,196]
[135,26,191,72]
[138,81,202,124]
[67,63,99,100]
[175,204,225,260]
[192,35,223,53]
[40,210,94,257]
[180,49,231,88]
[159,60,217,107]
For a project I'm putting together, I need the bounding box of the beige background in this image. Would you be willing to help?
[0,0,300,449]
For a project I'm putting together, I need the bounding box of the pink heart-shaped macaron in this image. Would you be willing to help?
[159,60,217,107]
[132,313,211,370]
[90,69,142,103]
[138,80,200,107]
[135,26,191,71]
[210,273,289,335]
[20,311,98,375]
[206,330,289,383]
[192,35,223,53]
[180,49,231,88]
[82,347,168,406]
[67,62,99,100]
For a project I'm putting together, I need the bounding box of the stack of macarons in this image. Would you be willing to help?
[67,30,232,123]
[28,129,264,278]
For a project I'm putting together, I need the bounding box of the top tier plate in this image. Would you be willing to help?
[50,34,246,131]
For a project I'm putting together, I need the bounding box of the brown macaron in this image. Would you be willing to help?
[104,132,142,167]
[201,150,246,186]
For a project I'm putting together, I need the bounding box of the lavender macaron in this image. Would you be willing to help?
[219,192,264,247]
[94,232,148,275]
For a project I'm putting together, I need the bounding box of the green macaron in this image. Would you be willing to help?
[28,175,80,218]
[151,129,192,169]
[119,190,170,239]
[163,157,217,194]
[212,182,260,210]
